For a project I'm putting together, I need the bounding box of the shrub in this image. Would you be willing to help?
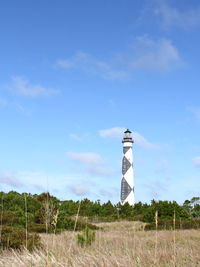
[0,226,41,251]
[77,227,95,247]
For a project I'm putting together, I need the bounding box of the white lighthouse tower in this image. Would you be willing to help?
[121,129,135,205]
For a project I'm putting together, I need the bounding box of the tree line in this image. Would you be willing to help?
[0,191,199,228]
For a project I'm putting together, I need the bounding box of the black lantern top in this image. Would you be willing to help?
[122,129,133,143]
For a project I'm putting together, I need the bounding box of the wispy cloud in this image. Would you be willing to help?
[9,76,60,98]
[68,152,103,165]
[150,0,200,30]
[99,127,125,139]
[67,183,90,196]
[0,172,23,188]
[128,35,182,70]
[133,132,159,150]
[55,52,128,80]
[99,127,159,150]
[193,157,200,168]
[68,152,115,176]
[55,36,182,80]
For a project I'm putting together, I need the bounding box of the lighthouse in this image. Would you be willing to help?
[121,129,135,205]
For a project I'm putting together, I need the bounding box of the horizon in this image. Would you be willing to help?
[0,0,200,204]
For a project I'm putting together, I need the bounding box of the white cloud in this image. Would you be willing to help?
[133,132,159,150]
[153,0,200,29]
[55,52,128,80]
[193,157,200,168]
[68,152,115,176]
[0,172,23,188]
[68,184,90,196]
[130,36,182,70]
[10,76,60,97]
[18,171,94,198]
[99,127,158,150]
[56,52,88,69]
[55,36,181,80]
[68,152,103,165]
[99,127,125,139]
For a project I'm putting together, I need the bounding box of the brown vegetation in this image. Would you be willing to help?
[0,221,199,266]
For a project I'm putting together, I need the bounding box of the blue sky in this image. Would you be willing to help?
[0,0,200,203]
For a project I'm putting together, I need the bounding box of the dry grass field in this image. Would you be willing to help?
[0,221,199,267]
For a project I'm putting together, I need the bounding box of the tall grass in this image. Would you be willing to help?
[0,221,199,266]
[68,199,81,254]
[154,210,158,266]
[173,210,176,267]
[0,195,3,243]
[24,193,28,250]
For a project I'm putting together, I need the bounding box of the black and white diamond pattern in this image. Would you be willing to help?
[121,145,134,204]
[121,177,132,202]
[123,147,130,154]
[122,156,131,175]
